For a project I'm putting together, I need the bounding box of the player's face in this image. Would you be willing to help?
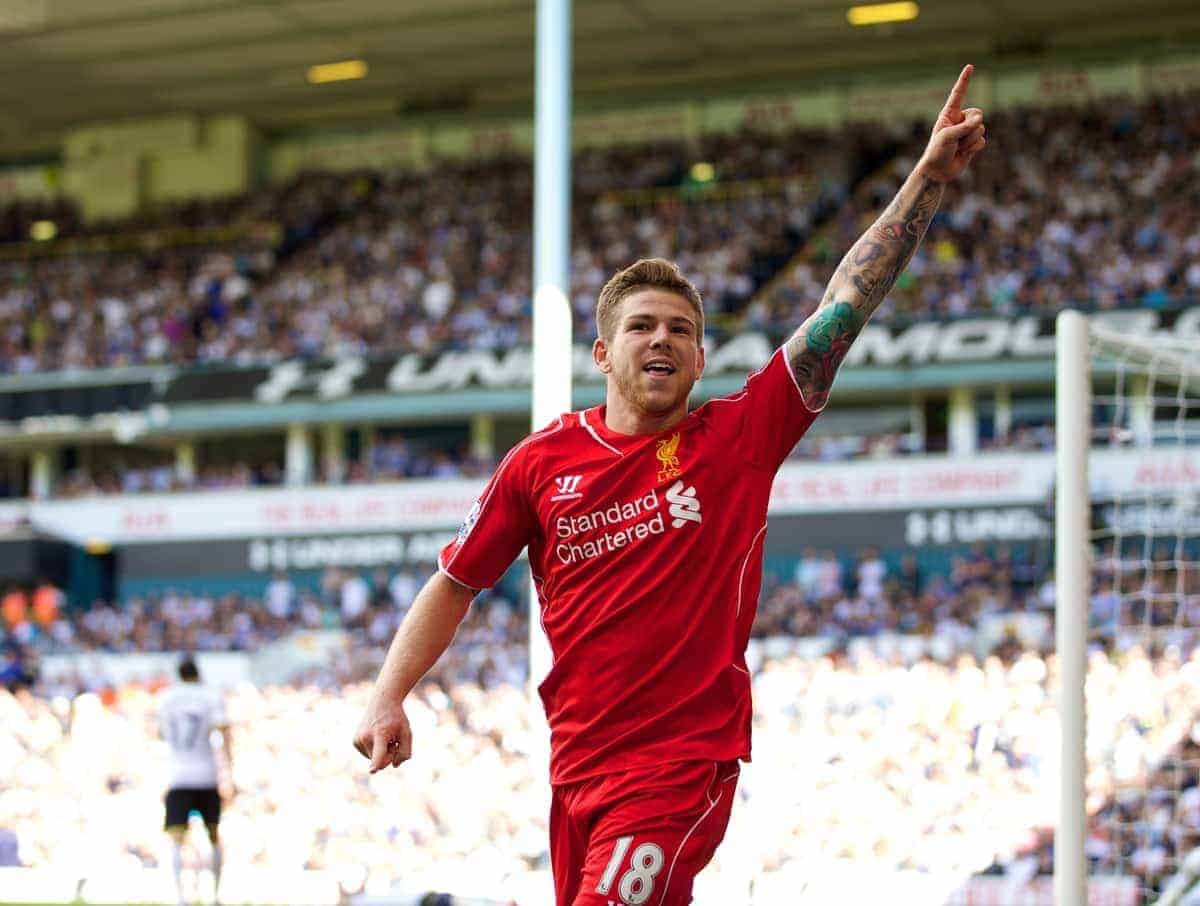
[593,289,705,417]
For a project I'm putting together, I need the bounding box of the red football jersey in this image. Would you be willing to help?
[439,348,818,784]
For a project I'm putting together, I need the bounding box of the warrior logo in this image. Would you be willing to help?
[655,432,682,482]
[551,474,584,501]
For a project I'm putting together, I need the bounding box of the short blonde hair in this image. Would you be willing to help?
[595,258,705,342]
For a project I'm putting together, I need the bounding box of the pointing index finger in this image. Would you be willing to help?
[944,64,974,114]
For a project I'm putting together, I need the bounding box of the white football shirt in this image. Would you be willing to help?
[159,683,227,789]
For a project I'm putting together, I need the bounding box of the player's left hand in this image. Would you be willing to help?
[917,64,986,183]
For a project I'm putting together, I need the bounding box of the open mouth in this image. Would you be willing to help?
[643,360,676,377]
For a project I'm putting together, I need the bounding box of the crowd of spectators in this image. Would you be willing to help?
[787,428,923,462]
[0,566,532,701]
[50,86,1195,373]
[0,405,1109,499]
[53,460,283,498]
[983,420,1057,454]
[0,126,851,376]
[756,91,1200,333]
[4,535,1194,674]
[1,575,535,898]
[1,567,418,660]
[32,434,496,500]
[8,91,1199,370]
[0,533,1196,901]
[756,544,1051,642]
[5,414,1062,500]
[4,94,1196,509]
[978,657,1200,902]
[0,245,276,374]
[783,416,1058,461]
[1089,730,1200,899]
[0,658,543,901]
[357,435,494,483]
[1,413,1068,500]
[755,538,1199,652]
[1,521,1195,901]
[3,630,1197,902]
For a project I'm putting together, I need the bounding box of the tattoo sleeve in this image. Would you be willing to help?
[786,172,944,412]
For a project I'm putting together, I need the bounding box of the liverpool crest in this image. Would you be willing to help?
[655,432,682,482]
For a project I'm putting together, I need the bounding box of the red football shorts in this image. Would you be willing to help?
[549,759,741,906]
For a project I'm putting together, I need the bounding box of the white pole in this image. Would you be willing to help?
[947,386,978,457]
[1055,309,1090,906]
[532,0,572,750]
[284,423,312,486]
[29,448,56,500]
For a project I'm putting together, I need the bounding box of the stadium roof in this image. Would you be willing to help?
[1,0,1199,155]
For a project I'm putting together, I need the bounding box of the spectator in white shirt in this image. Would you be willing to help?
[857,547,888,603]
[339,573,370,630]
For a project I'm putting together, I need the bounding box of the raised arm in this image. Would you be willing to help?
[787,64,987,412]
[353,570,476,771]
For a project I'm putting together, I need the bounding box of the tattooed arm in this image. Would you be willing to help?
[787,65,987,412]
[786,173,944,411]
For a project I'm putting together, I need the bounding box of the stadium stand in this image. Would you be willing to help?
[0,129,849,375]
[0,93,1194,513]
[7,512,1192,899]
[2,545,1051,659]
[4,602,1197,900]
[37,433,494,500]
[757,91,1200,332]
[4,91,1194,381]
[4,533,1189,672]
[981,671,1200,900]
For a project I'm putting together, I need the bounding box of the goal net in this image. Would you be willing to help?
[1055,311,1200,906]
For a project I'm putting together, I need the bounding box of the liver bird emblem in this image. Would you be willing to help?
[655,432,682,482]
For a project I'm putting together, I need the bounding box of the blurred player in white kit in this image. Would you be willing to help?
[159,656,232,906]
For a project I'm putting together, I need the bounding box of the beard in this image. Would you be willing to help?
[613,364,691,415]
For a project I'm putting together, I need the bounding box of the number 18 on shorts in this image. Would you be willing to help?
[550,760,740,906]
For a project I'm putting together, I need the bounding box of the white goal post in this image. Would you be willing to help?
[1055,309,1090,906]
[1055,309,1200,906]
